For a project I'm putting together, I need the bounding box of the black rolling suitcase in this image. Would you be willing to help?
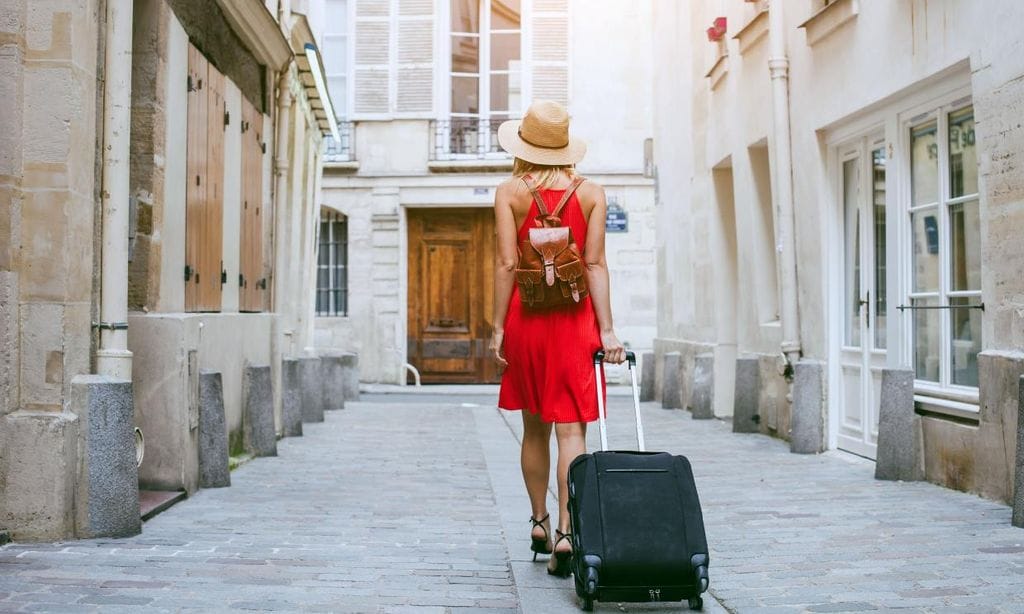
[568,350,710,611]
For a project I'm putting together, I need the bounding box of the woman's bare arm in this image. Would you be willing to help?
[491,180,519,366]
[582,184,626,364]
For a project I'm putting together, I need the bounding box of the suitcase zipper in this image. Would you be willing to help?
[603,468,669,473]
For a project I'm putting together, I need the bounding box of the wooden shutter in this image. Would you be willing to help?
[239,97,265,312]
[185,45,225,312]
[396,0,433,113]
[353,0,392,115]
[531,0,569,105]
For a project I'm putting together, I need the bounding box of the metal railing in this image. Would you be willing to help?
[428,118,513,160]
[323,121,355,163]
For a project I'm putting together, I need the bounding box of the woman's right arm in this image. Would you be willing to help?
[582,184,626,364]
[491,181,519,366]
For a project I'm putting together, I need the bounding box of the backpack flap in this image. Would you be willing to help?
[528,227,570,287]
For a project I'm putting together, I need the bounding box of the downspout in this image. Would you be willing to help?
[273,73,293,352]
[96,0,134,379]
[768,0,802,373]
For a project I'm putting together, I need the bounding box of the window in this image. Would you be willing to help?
[906,104,981,389]
[447,0,522,156]
[322,0,349,120]
[317,210,348,317]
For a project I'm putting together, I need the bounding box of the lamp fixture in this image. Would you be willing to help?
[304,43,340,143]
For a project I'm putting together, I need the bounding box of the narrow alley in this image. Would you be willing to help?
[2,392,1021,613]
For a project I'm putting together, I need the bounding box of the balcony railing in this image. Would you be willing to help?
[429,118,513,161]
[323,121,355,163]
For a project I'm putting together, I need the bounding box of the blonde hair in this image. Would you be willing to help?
[513,158,575,190]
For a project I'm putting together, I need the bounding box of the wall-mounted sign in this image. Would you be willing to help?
[606,203,628,233]
[473,187,489,195]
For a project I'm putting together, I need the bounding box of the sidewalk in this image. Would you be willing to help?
[1,391,1021,613]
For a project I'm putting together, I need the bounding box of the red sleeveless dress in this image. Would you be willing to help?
[497,185,604,423]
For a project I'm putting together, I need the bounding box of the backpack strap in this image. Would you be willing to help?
[550,176,586,219]
[521,174,549,216]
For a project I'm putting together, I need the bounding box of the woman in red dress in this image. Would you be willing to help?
[490,100,626,577]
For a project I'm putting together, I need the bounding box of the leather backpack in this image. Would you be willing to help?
[515,174,590,309]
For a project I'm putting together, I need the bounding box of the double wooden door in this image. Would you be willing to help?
[407,208,500,384]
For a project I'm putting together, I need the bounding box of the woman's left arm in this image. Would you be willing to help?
[582,184,626,364]
[491,181,519,366]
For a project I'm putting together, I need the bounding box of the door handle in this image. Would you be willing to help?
[861,291,870,329]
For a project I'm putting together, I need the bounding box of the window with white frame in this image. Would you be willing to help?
[448,0,522,155]
[906,103,981,390]
[316,210,348,317]
[322,0,349,119]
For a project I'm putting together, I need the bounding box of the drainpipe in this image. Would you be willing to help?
[273,73,293,352]
[768,0,802,372]
[96,0,134,379]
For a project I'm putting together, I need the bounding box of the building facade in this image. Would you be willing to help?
[0,0,336,540]
[315,0,657,384]
[652,0,1024,504]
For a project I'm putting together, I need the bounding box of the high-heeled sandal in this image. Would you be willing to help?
[529,514,552,561]
[547,529,573,577]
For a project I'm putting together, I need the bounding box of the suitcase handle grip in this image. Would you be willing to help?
[593,350,645,452]
[593,350,637,366]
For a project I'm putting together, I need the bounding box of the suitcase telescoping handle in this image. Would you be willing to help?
[593,350,646,453]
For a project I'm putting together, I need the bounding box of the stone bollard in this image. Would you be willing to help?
[661,351,683,409]
[640,351,656,402]
[790,360,825,454]
[875,368,923,482]
[320,354,346,411]
[341,352,360,401]
[1013,376,1024,528]
[281,358,303,437]
[243,365,277,457]
[733,357,760,433]
[690,354,715,419]
[198,371,230,488]
[299,357,324,423]
[71,375,141,538]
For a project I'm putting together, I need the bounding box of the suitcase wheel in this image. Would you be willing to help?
[579,596,594,612]
[688,596,703,611]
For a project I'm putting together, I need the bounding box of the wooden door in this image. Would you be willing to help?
[407,208,499,383]
[185,44,225,312]
[239,96,265,312]
[837,137,888,459]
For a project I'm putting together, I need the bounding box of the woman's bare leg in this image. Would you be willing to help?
[521,410,553,545]
[552,421,587,562]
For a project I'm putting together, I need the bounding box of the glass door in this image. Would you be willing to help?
[837,137,888,459]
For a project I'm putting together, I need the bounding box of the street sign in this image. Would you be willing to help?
[606,203,628,233]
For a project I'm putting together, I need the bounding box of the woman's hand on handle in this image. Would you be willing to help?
[490,329,508,368]
[600,330,626,364]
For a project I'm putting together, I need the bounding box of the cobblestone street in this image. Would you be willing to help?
[2,391,1023,613]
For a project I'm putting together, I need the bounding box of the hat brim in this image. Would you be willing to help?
[497,119,587,166]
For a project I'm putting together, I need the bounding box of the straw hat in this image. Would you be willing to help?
[497,100,587,165]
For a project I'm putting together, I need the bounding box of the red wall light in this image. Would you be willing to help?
[707,16,727,42]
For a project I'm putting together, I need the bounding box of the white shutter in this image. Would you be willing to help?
[396,0,434,113]
[353,0,392,115]
[531,0,569,105]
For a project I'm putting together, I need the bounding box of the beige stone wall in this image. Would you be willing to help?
[0,0,102,539]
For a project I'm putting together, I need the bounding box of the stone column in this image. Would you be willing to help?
[875,369,923,482]
[281,358,303,436]
[690,354,714,419]
[733,357,760,433]
[1013,376,1024,528]
[661,351,683,409]
[790,360,824,454]
[299,356,324,422]
[341,352,360,401]
[243,365,277,457]
[71,376,141,538]
[320,352,346,411]
[198,371,230,488]
[640,351,656,402]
